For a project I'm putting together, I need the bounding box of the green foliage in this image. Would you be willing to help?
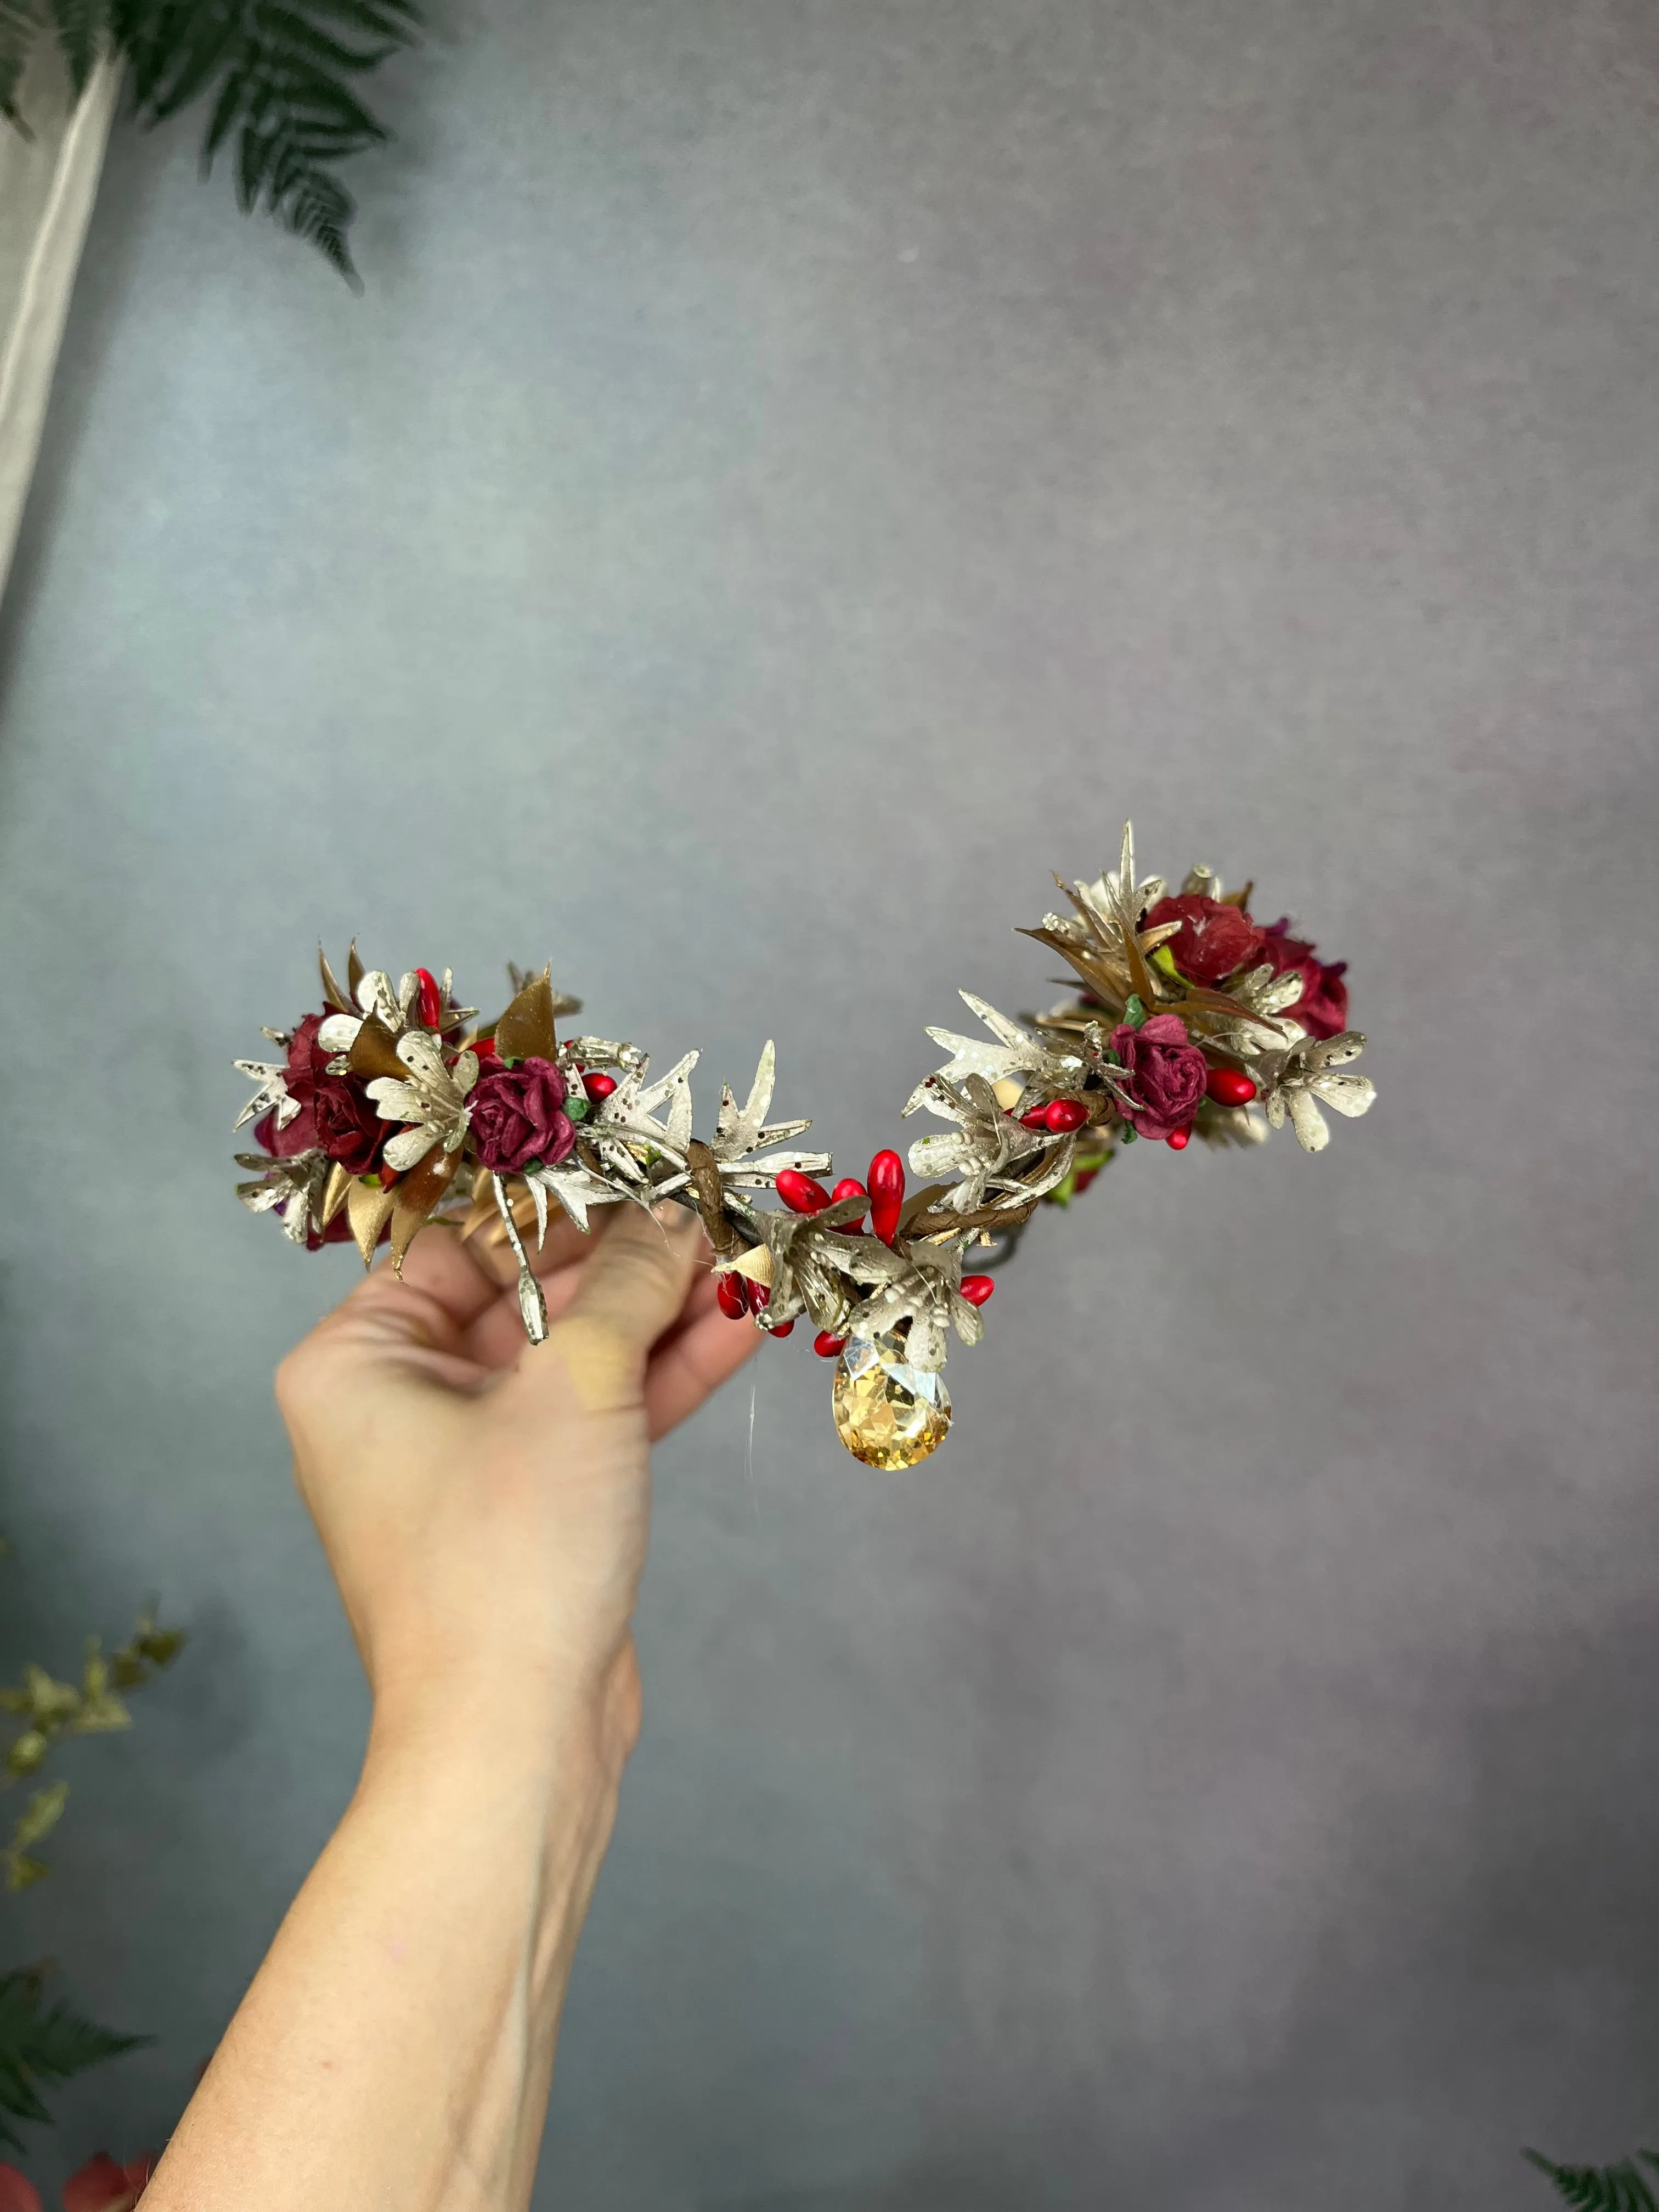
[3,0,420,280]
[0,0,38,123]
[0,1966,146,2151]
[1526,2149,1659,2211]
[2,1610,185,1890]
[52,0,101,94]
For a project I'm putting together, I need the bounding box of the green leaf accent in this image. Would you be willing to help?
[0,1968,147,2151]
[5,0,420,278]
[2,1781,67,1892]
[1122,994,1147,1030]
[128,0,422,285]
[3,1607,184,1884]
[48,0,100,94]
[0,0,41,126]
[1525,2149,1659,2212]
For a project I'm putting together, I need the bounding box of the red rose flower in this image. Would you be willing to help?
[469,1058,577,1173]
[312,1077,387,1174]
[1259,919,1348,1040]
[252,1104,312,1159]
[1143,895,1265,987]
[254,1012,333,1158]
[62,2152,155,2212]
[1109,1013,1208,1139]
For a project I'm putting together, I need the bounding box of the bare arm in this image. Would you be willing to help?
[144,1201,755,2212]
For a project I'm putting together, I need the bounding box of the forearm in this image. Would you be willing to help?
[144,1690,623,2212]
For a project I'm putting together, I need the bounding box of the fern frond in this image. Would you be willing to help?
[47,0,104,94]
[0,0,42,127]
[1525,2149,1659,2212]
[0,1970,146,2152]
[112,0,418,279]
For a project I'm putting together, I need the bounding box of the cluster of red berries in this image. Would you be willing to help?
[716,1147,995,1350]
[716,1054,1265,1348]
[1015,1063,1259,1156]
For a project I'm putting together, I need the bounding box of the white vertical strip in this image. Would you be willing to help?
[0,53,121,607]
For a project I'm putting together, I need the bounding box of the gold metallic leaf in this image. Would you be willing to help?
[321,1160,354,1227]
[725,1244,775,1286]
[349,1015,407,1080]
[347,940,366,996]
[318,944,354,1015]
[495,966,558,1063]
[347,1177,397,1267]
[391,1145,459,1274]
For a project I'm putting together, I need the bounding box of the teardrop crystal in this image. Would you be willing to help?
[832,1330,952,1468]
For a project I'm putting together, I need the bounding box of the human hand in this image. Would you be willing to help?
[274,1201,759,1780]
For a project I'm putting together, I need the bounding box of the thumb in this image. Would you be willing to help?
[523,1203,707,1409]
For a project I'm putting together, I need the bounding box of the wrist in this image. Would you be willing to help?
[364,1639,640,1811]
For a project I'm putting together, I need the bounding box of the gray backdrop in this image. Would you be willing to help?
[2,1,1656,2204]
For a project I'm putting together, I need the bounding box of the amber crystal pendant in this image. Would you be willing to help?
[832,1330,953,1469]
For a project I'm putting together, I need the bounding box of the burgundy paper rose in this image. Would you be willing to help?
[1143,895,1264,987]
[1259,920,1348,1040]
[254,1012,332,1157]
[312,1077,387,1173]
[1109,1013,1208,1139]
[470,1057,577,1173]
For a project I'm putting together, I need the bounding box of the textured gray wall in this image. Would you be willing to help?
[2,2,1656,2205]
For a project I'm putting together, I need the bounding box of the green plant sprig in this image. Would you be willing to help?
[1,0,421,283]
[1526,2148,1659,2210]
[2,1612,184,1892]
[0,1965,146,2152]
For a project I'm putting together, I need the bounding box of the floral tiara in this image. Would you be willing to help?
[234,825,1374,1466]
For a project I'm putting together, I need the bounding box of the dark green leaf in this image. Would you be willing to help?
[110,0,417,276]
[1525,2150,1659,2212]
[48,0,102,94]
[0,1969,146,2148]
[0,0,42,125]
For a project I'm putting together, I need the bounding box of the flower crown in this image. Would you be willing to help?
[234,826,1374,1466]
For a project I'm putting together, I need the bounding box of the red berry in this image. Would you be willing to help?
[1019,1105,1051,1129]
[829,1178,868,1233]
[959,1274,996,1306]
[472,1033,499,1062]
[769,1319,795,1338]
[1045,1098,1089,1133]
[749,1282,771,1309]
[776,1169,833,1214]
[716,1274,749,1319]
[868,1150,905,1245]
[583,1070,617,1102]
[1166,1125,1192,1150]
[813,1330,848,1358]
[415,968,444,1030]
[1205,1066,1257,1108]
[377,1163,399,1188]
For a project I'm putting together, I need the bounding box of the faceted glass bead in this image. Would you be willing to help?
[832,1331,952,1469]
